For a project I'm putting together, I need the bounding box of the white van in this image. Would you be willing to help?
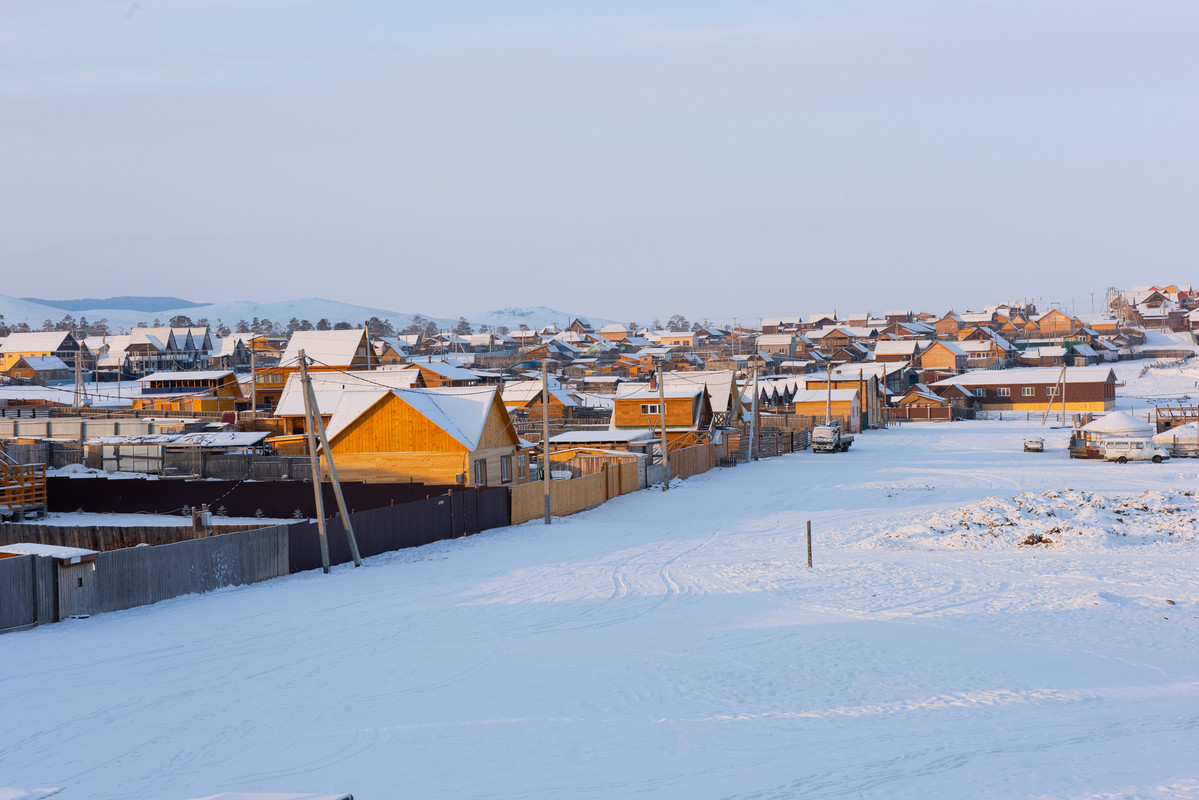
[1101,437,1171,464]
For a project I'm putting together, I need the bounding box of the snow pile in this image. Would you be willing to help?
[877,489,1199,550]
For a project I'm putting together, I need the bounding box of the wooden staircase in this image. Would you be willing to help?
[0,450,47,520]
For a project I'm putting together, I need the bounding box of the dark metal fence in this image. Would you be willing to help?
[46,476,472,518]
[2,486,512,632]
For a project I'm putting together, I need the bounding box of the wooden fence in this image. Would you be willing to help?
[669,442,718,480]
[0,554,56,632]
[510,460,639,524]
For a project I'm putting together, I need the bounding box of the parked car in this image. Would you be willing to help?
[1023,436,1044,452]
[1101,437,1171,464]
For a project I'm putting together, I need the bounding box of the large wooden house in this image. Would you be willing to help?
[320,386,530,486]
[930,366,1117,412]
[0,332,91,373]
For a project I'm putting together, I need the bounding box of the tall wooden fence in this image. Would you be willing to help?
[510,461,638,524]
[0,522,269,551]
[669,443,718,480]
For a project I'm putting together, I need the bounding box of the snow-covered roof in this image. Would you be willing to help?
[16,355,70,371]
[549,430,658,444]
[0,332,75,353]
[139,370,235,383]
[279,329,368,367]
[274,370,422,417]
[502,385,578,406]
[1082,411,1154,436]
[402,359,478,381]
[756,334,796,345]
[931,367,1115,388]
[663,370,737,413]
[873,340,926,355]
[0,543,98,561]
[325,387,502,451]
[792,388,860,403]
[926,341,967,356]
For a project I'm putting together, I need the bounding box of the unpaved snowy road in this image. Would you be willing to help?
[3,421,1198,799]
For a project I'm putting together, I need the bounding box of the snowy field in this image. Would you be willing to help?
[4,417,1199,799]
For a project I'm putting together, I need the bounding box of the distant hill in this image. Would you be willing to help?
[22,296,205,313]
[0,295,615,336]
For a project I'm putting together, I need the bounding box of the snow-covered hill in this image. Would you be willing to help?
[0,295,615,334]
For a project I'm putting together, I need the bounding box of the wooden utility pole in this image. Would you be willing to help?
[658,361,671,490]
[542,359,552,524]
[299,350,362,570]
[749,366,759,461]
[250,346,257,414]
[299,352,331,574]
[301,355,361,568]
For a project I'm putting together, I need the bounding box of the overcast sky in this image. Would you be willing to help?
[2,0,1196,323]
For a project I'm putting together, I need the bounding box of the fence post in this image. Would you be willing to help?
[806,520,812,568]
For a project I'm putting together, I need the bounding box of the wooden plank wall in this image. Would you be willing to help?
[0,555,36,632]
[511,460,641,524]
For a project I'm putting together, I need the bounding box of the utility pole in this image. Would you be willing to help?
[541,358,552,524]
[299,350,362,570]
[658,360,671,490]
[249,345,257,414]
[749,365,759,461]
[299,352,331,574]
[825,360,833,424]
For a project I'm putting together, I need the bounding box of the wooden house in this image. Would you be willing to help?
[664,370,742,425]
[655,331,699,349]
[401,359,478,388]
[252,329,375,410]
[501,381,579,419]
[792,388,862,432]
[321,386,529,486]
[1,356,71,384]
[930,366,1116,411]
[132,370,248,414]
[934,312,964,339]
[918,341,968,374]
[0,332,91,373]
[1034,309,1079,338]
[597,324,630,342]
[609,385,713,444]
[873,339,928,363]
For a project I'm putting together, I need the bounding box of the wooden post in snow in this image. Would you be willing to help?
[807,520,813,569]
[299,350,331,574]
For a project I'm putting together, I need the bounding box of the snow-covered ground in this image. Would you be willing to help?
[3,418,1198,799]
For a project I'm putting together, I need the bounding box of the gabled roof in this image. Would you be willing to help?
[274,369,423,417]
[326,386,502,450]
[0,331,76,353]
[280,329,368,368]
[793,388,859,403]
[14,355,70,371]
[931,366,1115,387]
[401,359,478,382]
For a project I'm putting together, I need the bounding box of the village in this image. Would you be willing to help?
[0,284,1197,628]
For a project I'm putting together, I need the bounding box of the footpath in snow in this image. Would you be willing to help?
[2,420,1198,799]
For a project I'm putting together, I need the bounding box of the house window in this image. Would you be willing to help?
[500,455,512,483]
[1047,387,1059,397]
[997,387,1010,397]
[641,403,659,415]
[1022,387,1035,396]
[973,388,986,398]
[473,460,488,486]
[517,454,528,480]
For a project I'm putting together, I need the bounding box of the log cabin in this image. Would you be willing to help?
[792,388,862,432]
[918,341,968,374]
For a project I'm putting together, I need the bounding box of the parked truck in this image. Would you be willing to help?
[812,421,854,453]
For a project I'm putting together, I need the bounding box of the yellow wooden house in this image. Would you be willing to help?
[320,386,530,487]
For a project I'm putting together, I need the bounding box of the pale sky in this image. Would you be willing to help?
[2,0,1196,322]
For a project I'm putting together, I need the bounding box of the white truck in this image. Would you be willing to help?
[812,422,854,453]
